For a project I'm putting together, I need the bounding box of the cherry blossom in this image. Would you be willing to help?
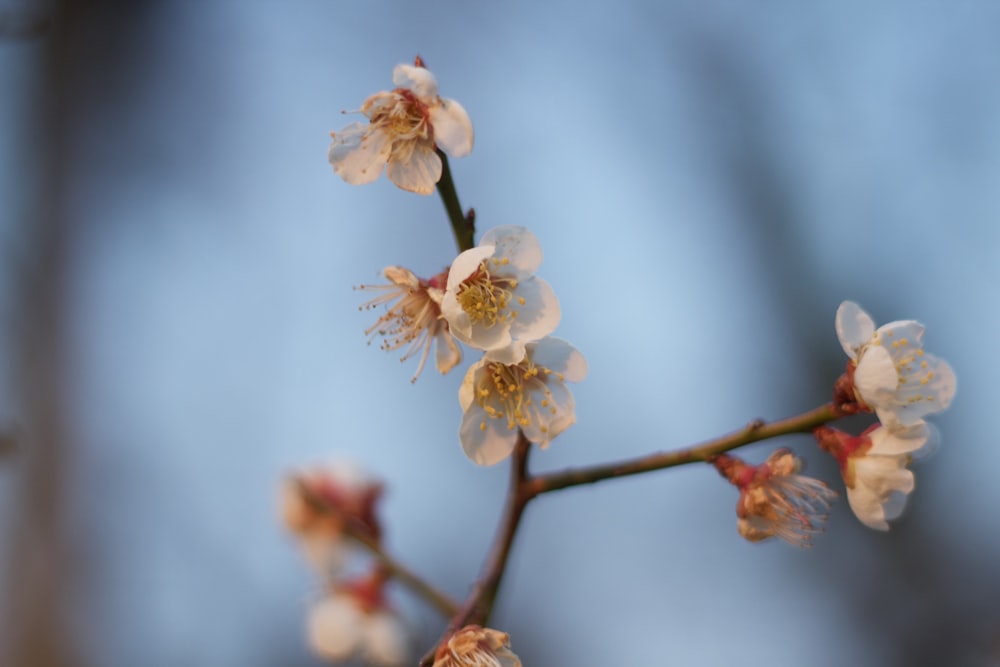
[815,422,936,530]
[281,460,383,576]
[329,61,473,194]
[459,337,586,466]
[431,626,521,667]
[358,266,461,382]
[835,300,956,427]
[442,226,560,364]
[308,573,409,667]
[713,449,837,547]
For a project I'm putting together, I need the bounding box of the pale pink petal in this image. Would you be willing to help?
[480,226,543,276]
[835,301,875,359]
[386,143,441,194]
[429,98,474,158]
[392,64,438,101]
[329,122,391,185]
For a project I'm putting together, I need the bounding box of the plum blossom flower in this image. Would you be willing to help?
[308,572,409,667]
[835,301,956,427]
[442,226,560,364]
[328,59,474,194]
[281,460,383,576]
[358,266,462,382]
[815,422,936,530]
[713,449,837,547]
[459,337,586,466]
[431,626,521,667]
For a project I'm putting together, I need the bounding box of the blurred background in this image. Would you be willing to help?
[1,1,998,666]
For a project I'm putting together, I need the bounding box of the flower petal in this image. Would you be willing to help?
[329,122,391,185]
[363,611,409,667]
[446,246,495,291]
[392,64,438,100]
[507,276,561,344]
[460,404,519,466]
[480,225,543,276]
[836,301,875,359]
[885,354,956,426]
[520,375,575,447]
[386,142,442,194]
[528,337,588,383]
[434,327,463,375]
[854,345,898,402]
[867,422,931,456]
[308,596,364,660]
[429,98,474,158]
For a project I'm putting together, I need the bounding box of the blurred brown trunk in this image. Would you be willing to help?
[1,2,79,666]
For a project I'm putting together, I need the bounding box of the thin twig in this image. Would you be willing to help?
[522,403,839,499]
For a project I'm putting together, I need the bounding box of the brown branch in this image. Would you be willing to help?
[522,403,840,499]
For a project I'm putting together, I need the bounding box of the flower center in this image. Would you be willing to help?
[367,88,431,143]
[475,358,561,432]
[455,259,523,328]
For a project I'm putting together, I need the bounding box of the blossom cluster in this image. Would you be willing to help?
[282,462,409,666]
[713,301,955,546]
[359,225,587,466]
[819,301,955,530]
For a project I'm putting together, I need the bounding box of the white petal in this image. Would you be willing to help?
[392,64,438,100]
[867,423,930,456]
[446,246,495,290]
[854,345,898,403]
[855,455,914,494]
[383,266,420,289]
[846,484,890,531]
[386,142,442,194]
[520,376,575,447]
[835,301,875,359]
[480,226,542,276]
[528,337,588,383]
[887,355,956,425]
[484,341,527,365]
[329,123,392,185]
[434,327,463,375]
[308,596,363,660]
[507,276,560,344]
[460,405,519,466]
[458,361,484,412]
[875,319,925,347]
[430,98,474,158]
[363,612,409,667]
[880,490,910,522]
[456,314,513,352]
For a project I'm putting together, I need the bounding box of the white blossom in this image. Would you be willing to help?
[329,63,473,194]
[358,266,461,382]
[459,337,586,466]
[835,300,956,427]
[442,226,560,364]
